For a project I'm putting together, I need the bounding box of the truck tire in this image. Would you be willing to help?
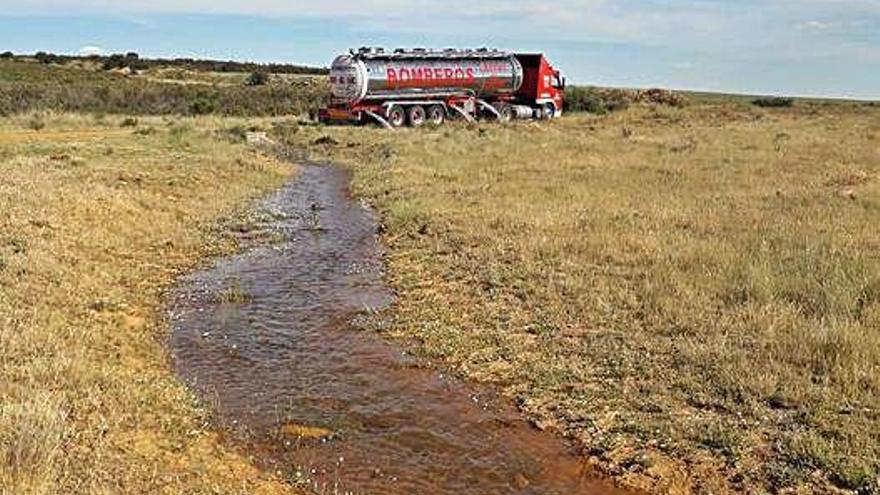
[542,103,556,120]
[427,105,446,126]
[407,105,427,127]
[497,104,514,123]
[387,105,406,128]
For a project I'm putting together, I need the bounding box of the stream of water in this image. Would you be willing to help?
[169,163,626,495]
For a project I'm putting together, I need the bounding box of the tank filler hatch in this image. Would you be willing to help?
[351,47,512,60]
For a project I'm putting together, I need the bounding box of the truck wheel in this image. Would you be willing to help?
[542,103,556,120]
[387,105,406,128]
[427,105,446,126]
[407,105,427,127]
[497,104,514,123]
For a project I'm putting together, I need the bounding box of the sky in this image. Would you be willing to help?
[1,1,878,99]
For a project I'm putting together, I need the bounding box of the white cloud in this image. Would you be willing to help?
[79,45,104,56]
[796,19,830,30]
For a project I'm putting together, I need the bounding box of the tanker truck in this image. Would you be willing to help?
[318,47,565,128]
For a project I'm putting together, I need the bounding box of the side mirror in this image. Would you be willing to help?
[553,71,565,90]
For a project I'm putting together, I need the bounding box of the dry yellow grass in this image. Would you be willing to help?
[281,102,880,494]
[3,100,877,495]
[0,128,132,145]
[0,113,299,494]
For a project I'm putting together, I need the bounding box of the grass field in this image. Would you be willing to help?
[0,113,300,494]
[278,102,880,494]
[2,57,879,494]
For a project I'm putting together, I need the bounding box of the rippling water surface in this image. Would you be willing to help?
[169,164,626,495]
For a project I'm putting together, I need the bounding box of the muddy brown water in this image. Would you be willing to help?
[169,163,627,495]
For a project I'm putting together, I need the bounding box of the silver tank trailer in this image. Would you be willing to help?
[330,48,524,105]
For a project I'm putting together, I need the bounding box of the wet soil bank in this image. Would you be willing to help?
[169,162,628,495]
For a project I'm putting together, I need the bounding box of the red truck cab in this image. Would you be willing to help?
[514,54,565,117]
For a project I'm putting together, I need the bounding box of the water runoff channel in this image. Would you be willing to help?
[168,161,629,495]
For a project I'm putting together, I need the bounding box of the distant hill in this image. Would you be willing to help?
[3,51,328,75]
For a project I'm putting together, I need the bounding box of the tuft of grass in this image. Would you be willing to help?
[693,423,743,463]
[215,277,252,304]
[0,394,66,493]
[774,431,879,492]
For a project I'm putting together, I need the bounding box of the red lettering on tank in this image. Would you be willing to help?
[385,63,503,89]
[387,68,397,87]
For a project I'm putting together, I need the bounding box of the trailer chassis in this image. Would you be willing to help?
[319,94,557,129]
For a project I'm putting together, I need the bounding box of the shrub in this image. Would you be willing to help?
[0,51,13,59]
[642,88,686,107]
[245,71,269,86]
[102,54,126,71]
[27,115,46,131]
[564,87,632,114]
[600,89,633,112]
[753,97,794,108]
[189,94,218,115]
[34,52,59,65]
[120,117,139,127]
[565,86,611,114]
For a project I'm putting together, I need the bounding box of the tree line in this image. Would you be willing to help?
[1,50,328,75]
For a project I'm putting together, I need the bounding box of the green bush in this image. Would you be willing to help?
[565,86,631,114]
[102,52,147,71]
[189,92,219,115]
[564,86,610,114]
[34,52,61,65]
[0,51,13,59]
[753,97,794,108]
[245,71,269,86]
